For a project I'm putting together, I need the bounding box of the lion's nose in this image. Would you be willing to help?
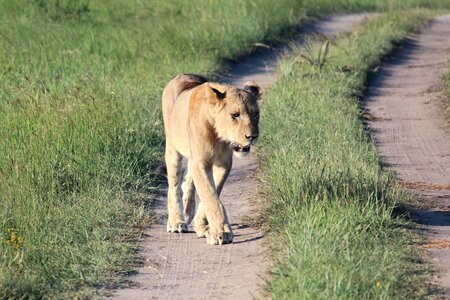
[245,134,258,142]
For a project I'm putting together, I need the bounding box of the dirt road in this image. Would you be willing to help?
[365,15,450,294]
[110,14,371,300]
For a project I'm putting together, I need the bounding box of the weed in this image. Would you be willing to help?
[298,36,331,70]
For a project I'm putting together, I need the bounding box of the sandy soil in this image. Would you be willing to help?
[109,14,371,300]
[365,15,450,294]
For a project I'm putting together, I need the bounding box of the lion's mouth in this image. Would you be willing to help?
[231,143,251,153]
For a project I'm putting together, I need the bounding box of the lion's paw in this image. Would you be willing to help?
[167,221,188,233]
[205,225,233,245]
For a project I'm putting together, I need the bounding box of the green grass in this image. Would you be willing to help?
[443,72,450,121]
[0,1,311,298]
[258,11,434,299]
[1,0,450,298]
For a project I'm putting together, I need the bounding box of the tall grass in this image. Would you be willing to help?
[1,0,449,298]
[259,12,432,299]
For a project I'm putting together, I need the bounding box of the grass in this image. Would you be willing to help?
[258,11,436,299]
[1,0,450,298]
[443,72,450,122]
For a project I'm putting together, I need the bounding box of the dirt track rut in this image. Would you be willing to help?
[365,15,450,294]
[110,14,371,300]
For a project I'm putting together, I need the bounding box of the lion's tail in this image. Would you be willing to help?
[156,164,167,177]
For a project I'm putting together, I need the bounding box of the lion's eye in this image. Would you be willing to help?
[231,113,240,119]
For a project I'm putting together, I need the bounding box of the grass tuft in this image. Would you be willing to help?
[297,37,331,70]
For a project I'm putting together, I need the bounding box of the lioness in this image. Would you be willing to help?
[161,74,262,245]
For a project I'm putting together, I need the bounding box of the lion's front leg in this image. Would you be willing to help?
[213,153,232,196]
[191,159,233,245]
[165,145,188,233]
[203,200,233,245]
[210,157,233,243]
[195,198,232,245]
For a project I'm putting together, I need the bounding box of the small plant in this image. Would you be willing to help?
[296,35,331,70]
[4,227,24,254]
[2,227,24,269]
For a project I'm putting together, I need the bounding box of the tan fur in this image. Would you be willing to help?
[161,74,262,245]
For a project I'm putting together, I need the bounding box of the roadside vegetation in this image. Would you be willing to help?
[1,0,450,298]
[444,72,450,121]
[258,11,435,299]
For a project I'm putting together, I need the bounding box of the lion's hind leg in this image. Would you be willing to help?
[181,163,196,225]
[165,145,188,233]
[194,201,209,238]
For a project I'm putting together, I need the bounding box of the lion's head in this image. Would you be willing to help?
[206,81,262,157]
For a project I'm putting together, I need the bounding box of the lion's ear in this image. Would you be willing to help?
[244,81,262,100]
[211,87,226,100]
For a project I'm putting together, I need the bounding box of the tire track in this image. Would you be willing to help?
[110,14,371,300]
[365,15,450,294]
